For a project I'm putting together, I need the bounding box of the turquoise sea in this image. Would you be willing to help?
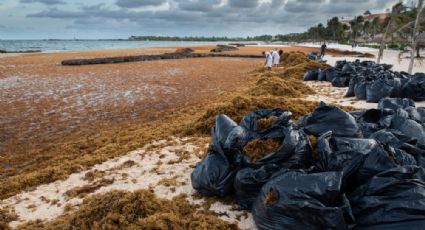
[0,40,253,52]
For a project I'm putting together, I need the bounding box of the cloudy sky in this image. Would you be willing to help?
[0,0,412,39]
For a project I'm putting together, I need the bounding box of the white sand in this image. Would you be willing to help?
[301,42,425,74]
[0,137,255,229]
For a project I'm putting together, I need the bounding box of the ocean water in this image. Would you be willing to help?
[0,40,240,52]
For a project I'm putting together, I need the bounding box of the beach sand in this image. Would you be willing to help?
[1,44,423,229]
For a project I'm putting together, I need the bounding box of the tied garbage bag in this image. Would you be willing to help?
[318,69,328,81]
[332,75,351,87]
[389,77,402,97]
[234,164,281,210]
[326,68,339,82]
[378,98,415,111]
[313,132,366,180]
[214,114,239,147]
[346,77,363,97]
[405,107,422,122]
[355,81,368,100]
[191,115,240,197]
[303,69,319,81]
[418,107,425,123]
[401,73,425,101]
[191,147,237,197]
[252,170,355,230]
[342,63,355,73]
[313,131,404,189]
[391,109,425,145]
[300,102,361,137]
[366,78,393,103]
[350,166,425,228]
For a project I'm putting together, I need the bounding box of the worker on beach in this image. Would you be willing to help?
[320,42,327,59]
[278,49,283,56]
[263,51,273,70]
[271,49,280,67]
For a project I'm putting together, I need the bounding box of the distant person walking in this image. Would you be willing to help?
[263,51,273,70]
[320,42,327,59]
[271,49,280,67]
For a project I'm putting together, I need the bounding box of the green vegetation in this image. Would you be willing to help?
[277,2,423,49]
[128,35,273,42]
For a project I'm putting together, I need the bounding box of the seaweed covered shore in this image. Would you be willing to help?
[1,49,359,229]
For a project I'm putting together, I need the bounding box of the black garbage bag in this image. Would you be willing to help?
[191,148,237,197]
[303,69,319,81]
[399,143,425,168]
[342,63,355,73]
[405,106,423,122]
[389,77,402,97]
[236,109,313,168]
[382,63,393,70]
[350,166,425,228]
[359,123,381,138]
[246,128,313,169]
[355,81,368,100]
[332,76,351,87]
[314,132,367,180]
[370,130,424,167]
[335,60,347,69]
[346,77,363,97]
[326,68,339,82]
[401,73,425,101]
[223,125,250,150]
[378,98,415,111]
[366,78,394,103]
[370,129,405,147]
[252,170,355,230]
[313,131,400,189]
[300,102,361,137]
[234,164,281,210]
[191,115,240,197]
[318,69,328,81]
[391,110,425,145]
[356,109,384,124]
[240,109,292,137]
[214,114,239,147]
[385,144,417,166]
[418,107,425,123]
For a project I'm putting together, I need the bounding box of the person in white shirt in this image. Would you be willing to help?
[263,51,273,70]
[271,49,280,67]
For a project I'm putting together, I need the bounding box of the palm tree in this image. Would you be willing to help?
[363,20,371,38]
[371,17,380,38]
[377,2,405,64]
[350,16,364,42]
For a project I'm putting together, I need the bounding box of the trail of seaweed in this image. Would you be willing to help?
[18,190,238,230]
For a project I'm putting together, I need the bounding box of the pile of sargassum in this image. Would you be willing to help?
[303,60,425,103]
[191,98,425,230]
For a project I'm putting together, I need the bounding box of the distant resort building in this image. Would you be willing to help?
[363,12,389,23]
[340,12,390,28]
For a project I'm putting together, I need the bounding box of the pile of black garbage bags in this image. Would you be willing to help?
[191,98,425,230]
[303,59,425,102]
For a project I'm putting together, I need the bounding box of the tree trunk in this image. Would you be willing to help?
[408,0,424,74]
[378,9,396,64]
